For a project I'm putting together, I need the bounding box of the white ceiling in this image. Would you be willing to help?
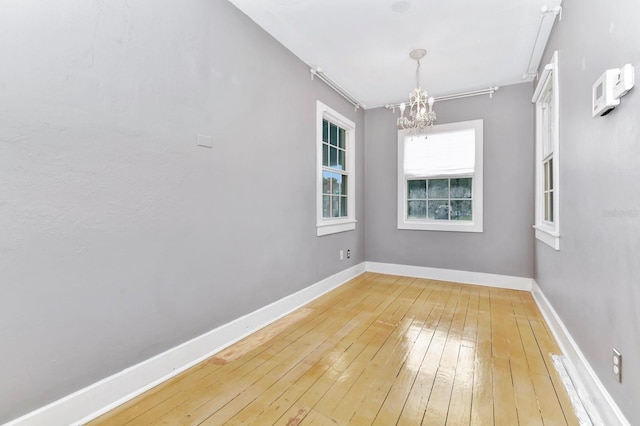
[228,0,562,108]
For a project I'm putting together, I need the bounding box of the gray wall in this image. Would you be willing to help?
[0,0,364,422]
[364,83,534,278]
[535,0,640,423]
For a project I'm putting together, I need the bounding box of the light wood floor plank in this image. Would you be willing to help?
[445,344,474,425]
[89,274,581,426]
[471,286,494,426]
[396,282,457,425]
[512,364,544,426]
[492,356,519,425]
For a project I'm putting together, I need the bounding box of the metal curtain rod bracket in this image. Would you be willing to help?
[384,86,500,112]
[310,68,365,111]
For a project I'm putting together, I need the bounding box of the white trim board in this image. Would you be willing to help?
[365,261,533,291]
[4,263,366,426]
[532,281,631,426]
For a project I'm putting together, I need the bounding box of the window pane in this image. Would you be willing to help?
[338,128,346,149]
[544,161,549,191]
[450,178,472,199]
[332,195,340,217]
[545,98,554,156]
[323,195,330,218]
[408,180,426,199]
[451,200,472,221]
[544,193,548,221]
[544,192,550,221]
[340,175,348,195]
[428,179,449,199]
[542,105,550,158]
[549,158,553,190]
[408,200,427,219]
[340,196,348,217]
[323,120,329,143]
[337,149,345,171]
[330,146,338,168]
[331,173,342,195]
[330,123,338,146]
[322,171,331,194]
[549,192,554,222]
[429,201,450,220]
[322,144,329,167]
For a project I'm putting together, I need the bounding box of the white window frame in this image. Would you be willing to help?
[397,119,484,232]
[316,100,356,236]
[532,51,560,250]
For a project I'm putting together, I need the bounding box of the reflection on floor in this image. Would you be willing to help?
[90,272,579,425]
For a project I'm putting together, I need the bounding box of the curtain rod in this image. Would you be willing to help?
[310,68,365,110]
[384,86,500,111]
[522,4,562,80]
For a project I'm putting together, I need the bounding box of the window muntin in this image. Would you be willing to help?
[397,119,483,232]
[316,101,356,236]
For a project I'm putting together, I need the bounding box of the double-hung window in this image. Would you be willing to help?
[397,119,483,232]
[532,51,560,250]
[316,101,356,236]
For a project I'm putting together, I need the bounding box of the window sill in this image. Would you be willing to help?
[317,219,357,236]
[534,225,560,250]
[398,220,483,233]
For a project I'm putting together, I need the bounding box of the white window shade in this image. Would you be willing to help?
[404,128,476,177]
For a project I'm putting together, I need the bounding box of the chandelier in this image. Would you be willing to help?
[397,49,436,130]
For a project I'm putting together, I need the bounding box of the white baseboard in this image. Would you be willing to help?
[532,281,630,426]
[365,261,533,291]
[4,263,366,426]
[14,263,628,426]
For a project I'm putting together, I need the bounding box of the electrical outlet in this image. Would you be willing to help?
[339,250,344,261]
[346,249,351,259]
[613,349,622,383]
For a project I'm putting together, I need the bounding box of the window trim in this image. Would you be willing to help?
[397,119,484,232]
[316,100,356,236]
[532,51,560,250]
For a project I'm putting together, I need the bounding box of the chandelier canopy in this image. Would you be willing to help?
[397,49,436,131]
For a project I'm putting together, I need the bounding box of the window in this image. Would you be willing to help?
[316,101,356,236]
[532,51,560,250]
[397,119,483,232]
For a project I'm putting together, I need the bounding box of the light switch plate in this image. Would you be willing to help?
[197,134,213,148]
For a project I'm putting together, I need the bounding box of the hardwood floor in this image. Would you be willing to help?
[89,273,579,425]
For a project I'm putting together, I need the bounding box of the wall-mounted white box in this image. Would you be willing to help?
[592,64,635,117]
[197,134,213,148]
[592,69,620,117]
